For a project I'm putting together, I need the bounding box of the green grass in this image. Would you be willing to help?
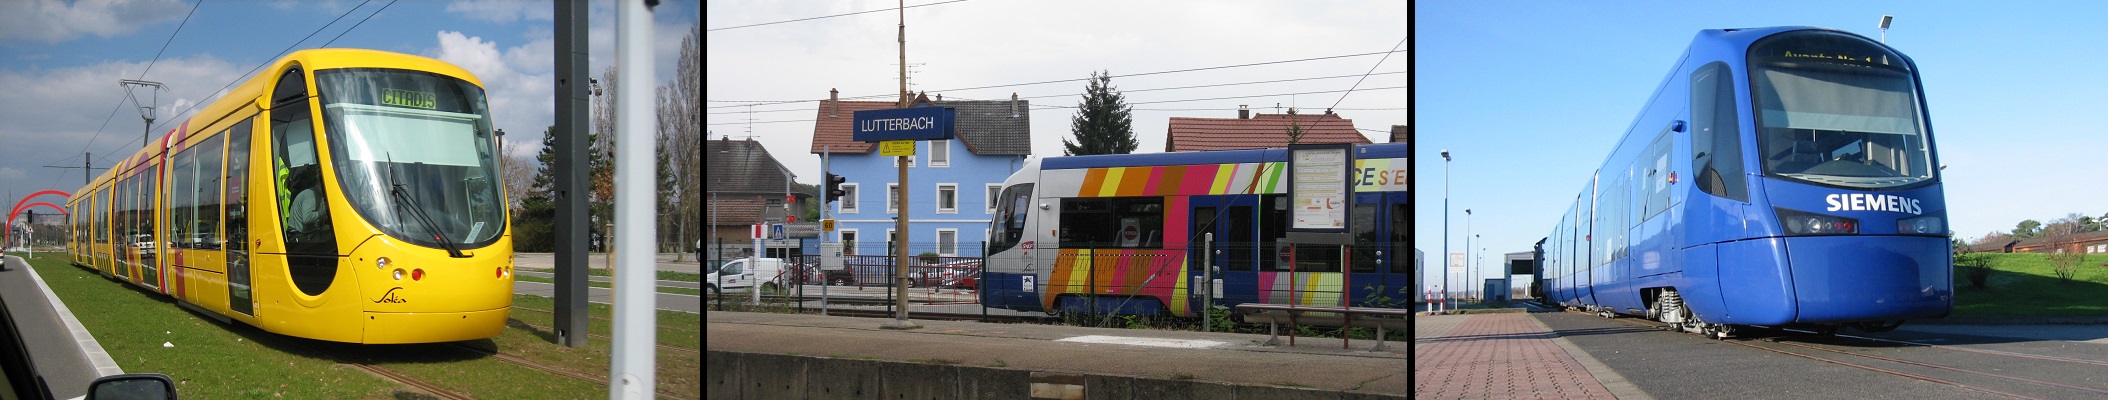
[24,254,703,399]
[1952,253,2108,317]
[515,274,705,296]
[523,267,703,282]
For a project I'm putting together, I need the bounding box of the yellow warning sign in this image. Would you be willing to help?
[879,140,916,156]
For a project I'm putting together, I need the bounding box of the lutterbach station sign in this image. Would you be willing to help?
[853,106,956,142]
[852,104,953,328]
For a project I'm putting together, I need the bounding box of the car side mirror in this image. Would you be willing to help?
[89,373,177,400]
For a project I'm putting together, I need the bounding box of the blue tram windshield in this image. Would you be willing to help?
[315,69,506,249]
[1749,32,1933,189]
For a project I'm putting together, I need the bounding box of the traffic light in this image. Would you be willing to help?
[825,173,847,203]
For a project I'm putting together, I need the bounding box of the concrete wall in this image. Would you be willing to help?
[708,351,1405,400]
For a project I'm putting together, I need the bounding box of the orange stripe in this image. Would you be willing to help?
[1117,167,1152,197]
[1159,166,1186,196]
[1079,168,1108,197]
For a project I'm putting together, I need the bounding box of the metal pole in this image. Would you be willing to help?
[551,0,591,348]
[822,146,830,316]
[1441,150,1450,313]
[609,0,658,397]
[1203,232,1212,332]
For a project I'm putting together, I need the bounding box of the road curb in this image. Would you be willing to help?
[16,256,124,377]
[1536,315,1653,400]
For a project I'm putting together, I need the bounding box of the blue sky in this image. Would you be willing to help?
[0,0,697,202]
[1415,2,2108,292]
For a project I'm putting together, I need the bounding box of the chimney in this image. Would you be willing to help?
[936,93,942,101]
[829,88,839,118]
[1238,104,1249,120]
[1011,93,1020,118]
[1324,108,1334,116]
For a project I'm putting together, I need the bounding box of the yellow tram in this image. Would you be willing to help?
[64,48,515,344]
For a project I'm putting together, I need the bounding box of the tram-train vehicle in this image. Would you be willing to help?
[979,143,1414,318]
[1538,27,1950,338]
[64,49,515,344]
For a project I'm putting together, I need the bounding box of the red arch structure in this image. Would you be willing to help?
[6,190,72,248]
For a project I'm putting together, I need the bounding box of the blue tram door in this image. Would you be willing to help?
[1347,191,1412,308]
[1188,195,1258,315]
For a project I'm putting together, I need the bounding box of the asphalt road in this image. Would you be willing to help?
[512,270,701,290]
[511,252,703,275]
[512,280,701,314]
[0,256,95,399]
[1539,311,2108,399]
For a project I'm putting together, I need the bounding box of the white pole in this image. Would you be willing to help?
[609,0,657,398]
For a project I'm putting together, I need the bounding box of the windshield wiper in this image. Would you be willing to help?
[387,154,470,258]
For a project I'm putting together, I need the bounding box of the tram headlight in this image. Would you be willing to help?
[1898,213,1945,236]
[1776,207,1858,235]
[377,257,390,270]
[392,268,405,281]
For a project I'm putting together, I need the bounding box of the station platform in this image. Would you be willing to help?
[0,255,122,400]
[1413,312,1645,399]
[707,310,1405,398]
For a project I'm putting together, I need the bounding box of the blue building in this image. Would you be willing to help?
[810,93,1031,258]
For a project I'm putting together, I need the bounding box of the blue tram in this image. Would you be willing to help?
[1539,27,1949,338]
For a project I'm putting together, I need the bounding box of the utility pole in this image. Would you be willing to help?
[44,153,108,187]
[882,0,920,331]
[610,0,661,397]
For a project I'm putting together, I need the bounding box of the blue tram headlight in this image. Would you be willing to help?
[1776,207,1858,235]
[1898,213,1946,236]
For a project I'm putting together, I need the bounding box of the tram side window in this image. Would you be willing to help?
[1225,206,1253,271]
[1641,133,1672,219]
[1691,62,1748,201]
[226,121,253,254]
[1261,195,1288,271]
[1058,197,1163,249]
[195,133,226,249]
[170,146,198,249]
[1350,203,1376,273]
[1391,204,1408,274]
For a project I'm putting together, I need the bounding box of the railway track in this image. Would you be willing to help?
[441,343,688,400]
[1589,311,2108,400]
[818,307,1051,323]
[274,338,473,400]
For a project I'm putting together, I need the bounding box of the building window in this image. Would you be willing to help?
[937,229,958,256]
[839,183,858,214]
[887,183,899,214]
[929,140,950,167]
[840,230,858,255]
[986,184,1002,214]
[936,184,958,214]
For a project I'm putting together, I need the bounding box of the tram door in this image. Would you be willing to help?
[1346,191,1411,308]
[1189,195,1258,314]
[225,120,255,316]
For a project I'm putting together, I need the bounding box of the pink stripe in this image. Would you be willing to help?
[1142,166,1163,195]
[1181,164,1216,194]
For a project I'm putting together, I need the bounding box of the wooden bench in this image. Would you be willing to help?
[1236,304,1410,351]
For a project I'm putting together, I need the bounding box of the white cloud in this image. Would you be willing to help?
[446,0,554,23]
[430,31,556,146]
[0,54,244,193]
[0,0,191,44]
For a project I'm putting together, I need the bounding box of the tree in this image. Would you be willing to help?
[656,24,703,260]
[2013,219,2043,239]
[1061,70,1137,156]
[1283,107,1306,145]
[1975,231,2013,247]
[515,125,562,252]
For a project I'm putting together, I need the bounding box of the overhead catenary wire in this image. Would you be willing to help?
[710,71,1406,115]
[707,50,1407,109]
[1329,34,1408,111]
[321,0,399,47]
[146,0,376,137]
[64,0,205,172]
[707,0,971,32]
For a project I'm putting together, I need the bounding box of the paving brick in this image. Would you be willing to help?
[1413,314,1616,399]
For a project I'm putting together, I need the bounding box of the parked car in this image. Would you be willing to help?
[706,258,790,295]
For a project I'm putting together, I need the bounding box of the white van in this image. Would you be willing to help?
[706,258,790,295]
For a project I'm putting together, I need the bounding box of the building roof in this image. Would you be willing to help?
[1165,110,1372,152]
[707,137,795,195]
[810,95,1033,156]
[705,197,767,227]
[2011,230,2108,250]
[1389,125,1409,144]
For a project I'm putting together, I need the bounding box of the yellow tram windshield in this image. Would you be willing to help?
[315,68,506,249]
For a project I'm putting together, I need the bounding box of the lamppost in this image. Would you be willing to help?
[1441,149,1451,312]
[1465,209,1472,301]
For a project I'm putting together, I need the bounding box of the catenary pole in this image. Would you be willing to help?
[551,0,591,348]
[609,0,659,397]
